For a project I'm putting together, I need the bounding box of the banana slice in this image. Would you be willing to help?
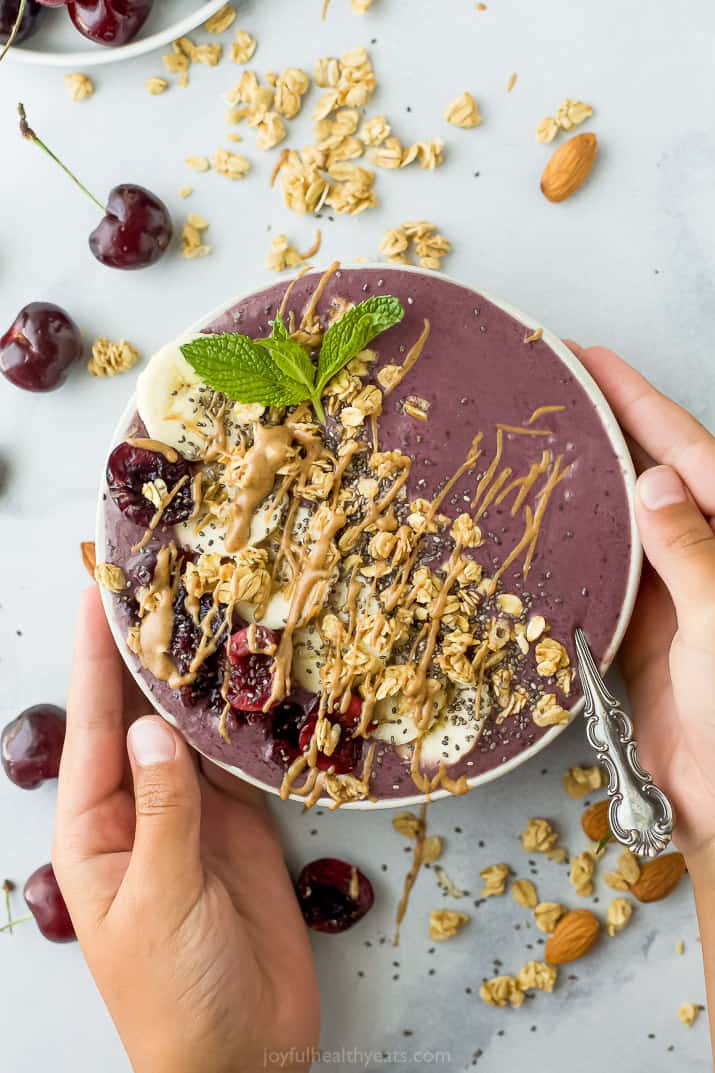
[175,496,286,556]
[137,335,216,460]
[236,588,293,631]
[419,687,485,769]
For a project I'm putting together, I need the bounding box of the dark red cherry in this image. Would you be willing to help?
[24,864,76,943]
[0,0,43,44]
[106,441,193,527]
[67,0,153,46]
[1,704,65,789]
[0,302,82,392]
[295,858,374,934]
[298,694,363,774]
[227,626,281,712]
[89,184,172,270]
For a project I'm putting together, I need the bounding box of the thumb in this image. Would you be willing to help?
[126,716,203,899]
[636,465,715,638]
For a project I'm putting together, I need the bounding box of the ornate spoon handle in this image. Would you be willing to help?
[574,628,674,858]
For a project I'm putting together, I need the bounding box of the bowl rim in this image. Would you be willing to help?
[5,0,226,67]
[96,262,642,810]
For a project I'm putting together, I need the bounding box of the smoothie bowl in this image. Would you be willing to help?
[96,264,640,809]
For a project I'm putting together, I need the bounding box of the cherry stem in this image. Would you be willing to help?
[0,913,32,933]
[0,0,27,64]
[2,880,13,933]
[18,102,106,214]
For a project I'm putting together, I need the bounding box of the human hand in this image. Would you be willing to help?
[53,587,320,1073]
[570,344,715,866]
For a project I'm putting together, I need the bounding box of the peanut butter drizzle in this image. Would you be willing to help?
[126,437,179,463]
[394,803,427,946]
[267,508,347,709]
[136,544,180,684]
[224,423,295,553]
[132,474,191,553]
[300,261,340,329]
[382,319,431,396]
[526,404,566,424]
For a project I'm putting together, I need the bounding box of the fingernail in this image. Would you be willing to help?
[128,717,177,767]
[638,466,687,511]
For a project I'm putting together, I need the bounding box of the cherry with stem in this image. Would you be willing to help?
[18,102,173,270]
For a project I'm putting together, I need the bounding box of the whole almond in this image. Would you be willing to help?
[81,541,97,577]
[630,853,686,903]
[581,799,611,843]
[540,132,598,203]
[544,908,600,964]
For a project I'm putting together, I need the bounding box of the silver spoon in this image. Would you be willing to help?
[573,627,674,858]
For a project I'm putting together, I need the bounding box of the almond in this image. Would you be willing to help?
[540,132,598,203]
[544,908,600,964]
[630,853,686,903]
[81,541,97,578]
[581,799,611,843]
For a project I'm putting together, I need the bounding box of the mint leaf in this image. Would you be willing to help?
[271,313,289,341]
[181,333,309,407]
[256,336,316,392]
[316,295,404,394]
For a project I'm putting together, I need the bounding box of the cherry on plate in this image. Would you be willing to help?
[106,441,193,527]
[24,864,76,943]
[0,302,82,392]
[227,626,281,712]
[295,858,374,934]
[67,0,153,46]
[0,0,43,45]
[1,704,65,789]
[19,103,172,271]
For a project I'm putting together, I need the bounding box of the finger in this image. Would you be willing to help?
[636,466,715,639]
[57,587,128,825]
[125,717,204,902]
[569,344,715,516]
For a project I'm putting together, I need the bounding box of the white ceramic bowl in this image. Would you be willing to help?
[6,0,226,67]
[96,264,642,810]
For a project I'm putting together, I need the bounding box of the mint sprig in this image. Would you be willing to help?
[180,295,404,423]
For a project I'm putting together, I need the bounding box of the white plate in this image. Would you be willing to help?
[97,263,642,810]
[6,0,226,67]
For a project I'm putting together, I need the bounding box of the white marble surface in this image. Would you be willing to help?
[1,1,714,1070]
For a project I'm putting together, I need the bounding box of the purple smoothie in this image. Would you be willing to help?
[101,267,634,801]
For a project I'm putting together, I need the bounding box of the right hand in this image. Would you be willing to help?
[570,344,715,865]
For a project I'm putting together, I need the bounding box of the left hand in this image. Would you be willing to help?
[53,587,320,1073]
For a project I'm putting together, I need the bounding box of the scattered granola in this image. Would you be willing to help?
[392,811,422,840]
[506,72,518,93]
[444,91,481,129]
[678,1003,701,1028]
[182,213,211,259]
[204,3,236,33]
[145,76,169,95]
[533,901,564,933]
[88,338,140,378]
[532,693,569,728]
[351,0,374,11]
[231,29,257,64]
[64,73,94,101]
[94,562,126,593]
[433,865,467,899]
[524,327,544,344]
[274,68,310,118]
[604,848,641,891]
[213,147,251,179]
[563,764,605,799]
[606,897,633,936]
[676,940,685,955]
[516,960,557,993]
[536,99,593,142]
[186,155,211,172]
[480,863,510,898]
[479,975,524,1009]
[429,908,470,941]
[379,220,451,270]
[422,836,443,864]
[511,878,538,909]
[265,230,322,272]
[520,818,566,861]
[569,850,597,897]
[179,186,193,198]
